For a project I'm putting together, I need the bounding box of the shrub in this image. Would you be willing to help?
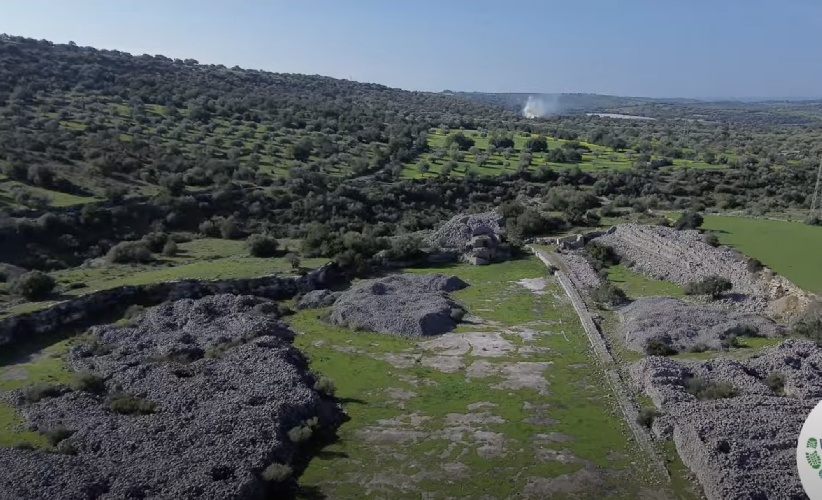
[219,217,242,239]
[384,235,424,261]
[85,338,113,356]
[287,424,313,443]
[285,253,301,269]
[673,210,704,230]
[25,382,62,402]
[141,232,169,253]
[44,426,73,446]
[746,258,764,273]
[123,304,145,321]
[589,283,628,308]
[108,393,156,415]
[794,303,822,342]
[162,240,179,256]
[106,241,154,264]
[261,462,293,483]
[645,338,678,356]
[702,233,720,247]
[8,271,56,300]
[205,339,244,359]
[13,442,35,450]
[684,377,737,400]
[246,234,279,257]
[314,376,336,398]
[636,407,660,429]
[68,282,87,290]
[720,334,741,349]
[73,372,106,395]
[689,343,709,353]
[584,242,620,268]
[684,275,732,299]
[766,373,786,395]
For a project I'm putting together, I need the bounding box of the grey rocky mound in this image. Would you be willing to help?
[0,294,341,500]
[557,250,603,291]
[329,273,468,336]
[594,224,768,313]
[428,211,505,248]
[427,212,510,265]
[296,289,341,310]
[620,297,786,353]
[630,339,822,500]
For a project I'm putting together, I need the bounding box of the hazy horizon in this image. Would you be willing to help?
[2,0,821,100]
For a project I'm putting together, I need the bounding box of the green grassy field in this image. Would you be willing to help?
[0,238,328,319]
[702,215,822,293]
[402,130,718,179]
[0,179,99,209]
[290,258,685,498]
[606,264,684,299]
[0,337,77,448]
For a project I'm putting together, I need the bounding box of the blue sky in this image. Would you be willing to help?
[2,0,820,99]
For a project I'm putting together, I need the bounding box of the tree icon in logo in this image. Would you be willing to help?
[806,437,822,474]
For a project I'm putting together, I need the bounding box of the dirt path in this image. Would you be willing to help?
[529,246,670,483]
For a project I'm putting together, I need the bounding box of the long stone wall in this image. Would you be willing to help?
[0,262,346,348]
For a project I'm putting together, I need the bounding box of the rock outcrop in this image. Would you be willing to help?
[0,294,343,500]
[329,273,468,336]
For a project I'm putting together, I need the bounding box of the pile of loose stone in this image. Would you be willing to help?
[594,224,768,313]
[329,273,468,336]
[0,294,342,500]
[630,339,822,500]
[556,250,604,291]
[427,212,510,265]
[620,297,786,353]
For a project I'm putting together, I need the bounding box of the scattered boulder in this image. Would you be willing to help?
[630,340,822,500]
[620,297,786,353]
[0,294,342,500]
[296,289,341,310]
[329,273,468,336]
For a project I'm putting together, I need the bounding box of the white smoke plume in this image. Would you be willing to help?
[522,95,561,118]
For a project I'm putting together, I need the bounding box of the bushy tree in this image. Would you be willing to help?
[106,241,154,264]
[8,271,56,300]
[246,234,279,257]
[684,275,732,299]
[674,210,704,230]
